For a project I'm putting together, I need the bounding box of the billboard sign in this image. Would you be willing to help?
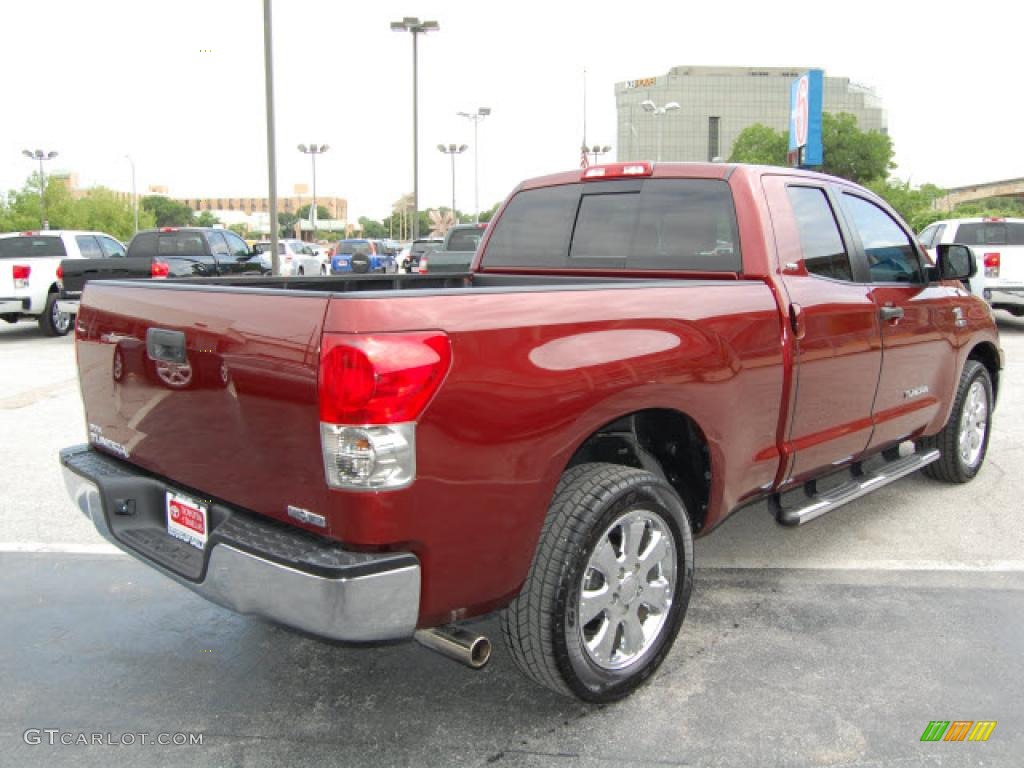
[788,69,823,167]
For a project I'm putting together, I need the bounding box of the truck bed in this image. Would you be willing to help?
[74,272,781,624]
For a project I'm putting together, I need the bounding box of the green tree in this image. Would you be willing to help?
[68,187,153,241]
[195,210,220,228]
[819,112,893,185]
[228,222,249,238]
[728,112,894,185]
[296,204,330,221]
[358,216,386,238]
[478,202,501,223]
[141,195,194,227]
[277,212,299,238]
[727,124,788,166]
[866,180,946,231]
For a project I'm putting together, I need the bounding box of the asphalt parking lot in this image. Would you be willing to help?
[1,313,1022,767]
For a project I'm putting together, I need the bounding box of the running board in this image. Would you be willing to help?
[771,448,941,526]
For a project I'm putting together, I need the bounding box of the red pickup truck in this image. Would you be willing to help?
[60,162,1001,702]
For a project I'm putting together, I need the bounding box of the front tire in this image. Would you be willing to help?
[920,360,993,483]
[501,463,693,702]
[39,293,72,337]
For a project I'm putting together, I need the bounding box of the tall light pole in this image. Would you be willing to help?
[297,143,329,239]
[585,144,612,166]
[391,16,439,241]
[437,144,468,221]
[21,149,58,229]
[263,0,281,273]
[457,107,490,223]
[640,100,680,162]
[124,155,138,235]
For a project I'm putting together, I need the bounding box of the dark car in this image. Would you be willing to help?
[126,227,269,277]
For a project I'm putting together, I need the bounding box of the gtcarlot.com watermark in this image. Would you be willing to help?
[24,729,203,747]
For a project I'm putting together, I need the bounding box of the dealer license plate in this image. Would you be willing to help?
[166,491,208,550]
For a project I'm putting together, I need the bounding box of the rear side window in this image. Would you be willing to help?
[483,179,740,271]
[75,235,103,259]
[787,186,853,281]
[0,236,67,259]
[954,221,1024,246]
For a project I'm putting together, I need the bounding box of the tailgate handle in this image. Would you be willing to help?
[146,328,187,364]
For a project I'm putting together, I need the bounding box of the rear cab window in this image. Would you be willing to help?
[0,236,68,259]
[954,221,1024,246]
[481,179,741,272]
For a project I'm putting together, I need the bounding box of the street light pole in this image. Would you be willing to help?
[640,100,680,162]
[124,155,138,235]
[437,144,468,221]
[298,144,329,239]
[391,17,439,241]
[457,107,491,223]
[21,149,58,229]
[263,0,281,274]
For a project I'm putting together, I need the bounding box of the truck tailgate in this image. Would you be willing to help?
[61,256,155,293]
[75,282,330,531]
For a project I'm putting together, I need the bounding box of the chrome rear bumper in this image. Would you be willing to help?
[60,445,420,643]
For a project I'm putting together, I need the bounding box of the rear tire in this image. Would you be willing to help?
[920,360,993,483]
[39,293,72,337]
[501,463,693,702]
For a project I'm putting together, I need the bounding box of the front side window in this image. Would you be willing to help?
[99,236,126,258]
[841,194,922,283]
[787,186,852,281]
[207,231,229,256]
[75,235,103,259]
[223,231,249,257]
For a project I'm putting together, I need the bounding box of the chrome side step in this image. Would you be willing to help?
[771,448,941,526]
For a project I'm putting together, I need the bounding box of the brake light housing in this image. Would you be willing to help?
[318,331,452,490]
[419,254,429,273]
[983,252,1000,278]
[582,162,653,180]
[13,264,31,288]
[151,260,170,278]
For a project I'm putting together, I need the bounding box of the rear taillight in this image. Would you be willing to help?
[419,254,429,273]
[13,264,30,288]
[983,252,1000,279]
[56,264,63,279]
[151,260,170,278]
[318,332,452,490]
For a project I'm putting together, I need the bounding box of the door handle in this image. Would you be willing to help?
[879,305,904,322]
[789,302,806,340]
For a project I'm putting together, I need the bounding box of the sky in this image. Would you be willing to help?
[1,0,1020,224]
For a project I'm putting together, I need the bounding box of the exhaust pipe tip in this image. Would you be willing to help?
[415,625,492,670]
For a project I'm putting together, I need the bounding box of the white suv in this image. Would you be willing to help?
[0,230,126,336]
[919,217,1024,316]
[254,239,324,276]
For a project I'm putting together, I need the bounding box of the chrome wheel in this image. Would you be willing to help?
[958,380,988,469]
[154,360,193,388]
[577,509,677,671]
[52,300,70,334]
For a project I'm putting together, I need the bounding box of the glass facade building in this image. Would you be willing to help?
[615,66,886,163]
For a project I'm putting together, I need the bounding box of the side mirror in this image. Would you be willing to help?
[934,243,976,281]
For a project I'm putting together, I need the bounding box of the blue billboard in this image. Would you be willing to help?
[788,69,823,167]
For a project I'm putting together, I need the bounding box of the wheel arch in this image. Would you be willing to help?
[967,341,1000,403]
[564,408,712,533]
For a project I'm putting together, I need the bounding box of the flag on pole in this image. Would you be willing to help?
[580,142,589,169]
